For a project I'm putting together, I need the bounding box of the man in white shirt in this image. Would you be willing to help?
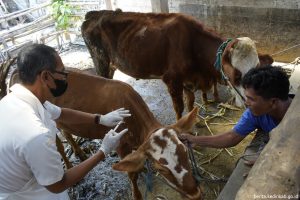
[0,44,131,200]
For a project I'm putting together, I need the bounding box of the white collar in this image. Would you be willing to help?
[10,84,46,122]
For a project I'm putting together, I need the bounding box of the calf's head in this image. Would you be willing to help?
[113,107,202,199]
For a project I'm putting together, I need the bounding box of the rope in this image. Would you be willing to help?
[141,147,227,200]
[274,57,300,68]
[235,131,269,167]
[225,79,246,108]
[271,43,300,57]
[187,142,227,184]
[214,38,232,80]
[213,38,247,106]
[187,142,202,185]
[144,159,153,200]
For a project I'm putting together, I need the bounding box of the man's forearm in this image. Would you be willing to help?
[193,135,230,148]
[193,131,244,148]
[58,108,96,125]
[45,151,105,193]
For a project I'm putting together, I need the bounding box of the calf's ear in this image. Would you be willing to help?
[173,107,198,132]
[112,150,146,172]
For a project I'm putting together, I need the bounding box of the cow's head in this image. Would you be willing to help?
[113,107,203,200]
[221,37,260,107]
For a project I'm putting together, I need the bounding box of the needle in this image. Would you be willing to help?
[113,121,124,131]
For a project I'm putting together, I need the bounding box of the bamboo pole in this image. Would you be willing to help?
[0,2,51,24]
[0,16,54,40]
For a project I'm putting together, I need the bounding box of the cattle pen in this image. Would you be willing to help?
[0,0,299,200]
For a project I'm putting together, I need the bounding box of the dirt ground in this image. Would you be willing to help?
[59,43,254,200]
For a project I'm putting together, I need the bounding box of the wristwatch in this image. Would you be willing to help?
[95,114,101,124]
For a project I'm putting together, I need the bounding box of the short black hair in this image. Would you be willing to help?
[17,44,58,84]
[242,65,290,100]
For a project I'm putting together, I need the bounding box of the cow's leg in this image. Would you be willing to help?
[116,143,142,199]
[56,136,72,169]
[183,88,195,111]
[163,75,184,120]
[202,92,208,104]
[213,82,219,102]
[128,172,142,200]
[61,130,88,161]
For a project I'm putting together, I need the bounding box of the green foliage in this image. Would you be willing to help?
[51,0,73,30]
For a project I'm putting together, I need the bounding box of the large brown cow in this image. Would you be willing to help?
[8,69,202,200]
[81,10,273,119]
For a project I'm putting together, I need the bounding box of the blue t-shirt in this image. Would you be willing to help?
[233,108,278,137]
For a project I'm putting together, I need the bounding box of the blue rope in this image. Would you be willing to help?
[214,38,233,80]
[144,159,153,200]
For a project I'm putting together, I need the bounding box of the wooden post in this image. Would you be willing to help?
[56,35,61,49]
[105,0,113,10]
[151,0,169,13]
[64,32,70,41]
[11,37,15,45]
[0,0,9,29]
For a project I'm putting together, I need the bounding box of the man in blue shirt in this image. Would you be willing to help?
[180,66,292,149]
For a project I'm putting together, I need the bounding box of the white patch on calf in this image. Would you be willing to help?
[149,128,188,186]
[231,37,259,77]
[233,85,245,107]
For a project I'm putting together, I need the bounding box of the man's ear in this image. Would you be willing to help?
[40,71,49,81]
[112,150,146,172]
[172,107,198,132]
[270,98,279,109]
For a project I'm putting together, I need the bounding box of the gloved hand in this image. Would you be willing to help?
[99,128,128,157]
[99,108,131,127]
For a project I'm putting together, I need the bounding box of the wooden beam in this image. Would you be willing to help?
[0,1,50,24]
[3,40,33,58]
[0,15,54,40]
[0,0,8,13]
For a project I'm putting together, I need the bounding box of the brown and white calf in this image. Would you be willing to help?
[114,107,202,200]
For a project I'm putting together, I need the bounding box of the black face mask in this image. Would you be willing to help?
[48,73,68,97]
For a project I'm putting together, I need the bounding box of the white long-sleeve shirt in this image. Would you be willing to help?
[0,84,69,200]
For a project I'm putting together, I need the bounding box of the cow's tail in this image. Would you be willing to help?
[0,57,16,98]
